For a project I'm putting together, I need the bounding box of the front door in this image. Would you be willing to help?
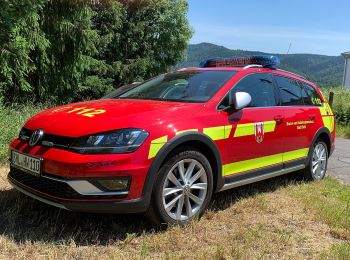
[220,73,285,179]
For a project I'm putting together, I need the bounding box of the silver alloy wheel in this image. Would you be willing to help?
[162,159,208,221]
[311,143,327,180]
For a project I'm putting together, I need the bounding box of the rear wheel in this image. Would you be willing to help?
[147,150,213,226]
[303,140,328,180]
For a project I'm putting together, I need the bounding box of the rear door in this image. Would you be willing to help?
[299,81,335,147]
[273,75,311,167]
[220,73,285,179]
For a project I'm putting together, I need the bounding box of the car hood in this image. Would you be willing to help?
[24,99,199,137]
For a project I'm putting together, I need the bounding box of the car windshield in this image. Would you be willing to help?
[102,83,141,99]
[116,70,237,102]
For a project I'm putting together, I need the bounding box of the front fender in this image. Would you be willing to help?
[141,132,224,206]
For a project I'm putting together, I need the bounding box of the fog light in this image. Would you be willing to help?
[94,177,130,191]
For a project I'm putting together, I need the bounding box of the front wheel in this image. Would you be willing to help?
[148,150,213,226]
[303,140,328,180]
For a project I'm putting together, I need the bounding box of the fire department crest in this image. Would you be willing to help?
[254,122,264,143]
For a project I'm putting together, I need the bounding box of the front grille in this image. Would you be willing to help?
[9,168,125,200]
[19,128,74,150]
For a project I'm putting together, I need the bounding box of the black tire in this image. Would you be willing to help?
[303,140,328,181]
[146,149,213,226]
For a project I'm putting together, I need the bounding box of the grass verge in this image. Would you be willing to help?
[286,177,350,259]
[336,124,350,139]
[0,166,349,259]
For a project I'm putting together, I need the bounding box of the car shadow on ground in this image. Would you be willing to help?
[0,172,304,246]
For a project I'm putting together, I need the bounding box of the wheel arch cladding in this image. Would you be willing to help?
[311,127,332,156]
[142,132,224,201]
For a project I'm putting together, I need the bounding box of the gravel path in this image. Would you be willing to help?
[328,137,350,184]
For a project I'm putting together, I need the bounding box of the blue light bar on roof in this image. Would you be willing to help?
[200,55,280,69]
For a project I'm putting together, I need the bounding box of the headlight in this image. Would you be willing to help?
[70,128,149,154]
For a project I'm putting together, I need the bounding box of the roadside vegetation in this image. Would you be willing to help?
[0,104,49,163]
[0,166,349,259]
[326,87,350,138]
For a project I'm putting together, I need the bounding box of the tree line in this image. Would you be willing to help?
[0,0,192,105]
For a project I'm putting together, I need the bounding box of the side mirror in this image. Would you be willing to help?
[229,92,252,110]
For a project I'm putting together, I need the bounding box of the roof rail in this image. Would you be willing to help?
[243,64,263,69]
[277,69,307,80]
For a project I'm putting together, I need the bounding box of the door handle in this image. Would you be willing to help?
[274,115,284,125]
[309,114,316,121]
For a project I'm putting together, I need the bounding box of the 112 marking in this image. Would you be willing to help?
[67,107,106,118]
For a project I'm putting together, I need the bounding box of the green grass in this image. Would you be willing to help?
[0,104,49,164]
[322,243,350,260]
[335,124,350,139]
[1,167,349,259]
[287,177,350,259]
[288,177,350,234]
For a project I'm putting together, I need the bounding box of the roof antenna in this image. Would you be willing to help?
[287,43,292,54]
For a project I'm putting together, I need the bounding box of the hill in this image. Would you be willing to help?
[177,43,344,87]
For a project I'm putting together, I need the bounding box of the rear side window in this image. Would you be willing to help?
[301,82,322,106]
[231,73,277,107]
[275,76,303,106]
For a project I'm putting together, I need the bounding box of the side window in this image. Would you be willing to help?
[226,73,277,108]
[275,76,304,106]
[301,82,322,106]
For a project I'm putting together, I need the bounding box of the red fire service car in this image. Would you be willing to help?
[8,56,335,225]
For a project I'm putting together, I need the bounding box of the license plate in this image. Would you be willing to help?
[11,150,42,176]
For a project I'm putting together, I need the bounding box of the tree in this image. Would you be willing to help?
[0,0,193,105]
[0,0,48,104]
[106,0,193,86]
[38,0,104,103]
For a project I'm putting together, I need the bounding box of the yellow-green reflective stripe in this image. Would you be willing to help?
[223,148,309,176]
[223,153,282,176]
[234,121,276,137]
[319,103,328,116]
[224,125,232,138]
[283,148,309,162]
[148,135,168,159]
[322,116,335,132]
[319,103,335,132]
[176,129,198,135]
[203,125,232,140]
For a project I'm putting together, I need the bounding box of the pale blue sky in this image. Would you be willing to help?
[187,0,350,56]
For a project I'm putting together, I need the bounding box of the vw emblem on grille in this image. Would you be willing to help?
[29,129,44,147]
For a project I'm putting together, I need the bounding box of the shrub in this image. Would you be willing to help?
[325,88,350,125]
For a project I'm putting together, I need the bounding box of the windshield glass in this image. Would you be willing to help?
[117,70,236,102]
[103,83,141,99]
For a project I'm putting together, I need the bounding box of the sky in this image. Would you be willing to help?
[187,0,350,56]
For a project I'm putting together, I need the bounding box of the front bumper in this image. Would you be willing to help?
[8,131,159,213]
[10,137,152,200]
[8,167,149,213]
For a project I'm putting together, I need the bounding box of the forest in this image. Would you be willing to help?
[0,0,192,105]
